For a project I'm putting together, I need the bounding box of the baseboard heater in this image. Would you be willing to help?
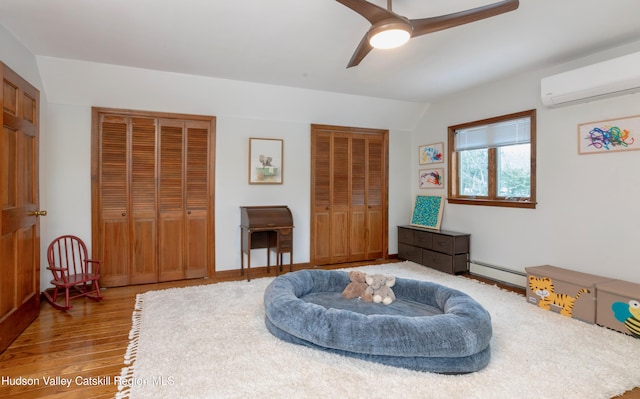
[469,260,527,289]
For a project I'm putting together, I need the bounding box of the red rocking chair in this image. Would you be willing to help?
[43,235,104,310]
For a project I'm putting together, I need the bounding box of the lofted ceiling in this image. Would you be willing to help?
[0,0,639,103]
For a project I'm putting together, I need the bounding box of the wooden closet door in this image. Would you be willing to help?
[349,133,386,261]
[94,110,215,286]
[311,131,350,265]
[365,134,386,259]
[311,131,331,265]
[0,65,40,352]
[129,117,158,284]
[331,133,351,263]
[311,125,388,266]
[95,115,131,287]
[349,134,368,261]
[157,119,185,282]
[184,120,211,279]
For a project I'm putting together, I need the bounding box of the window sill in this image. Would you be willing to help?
[447,198,536,209]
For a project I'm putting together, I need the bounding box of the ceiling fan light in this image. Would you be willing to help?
[368,22,411,49]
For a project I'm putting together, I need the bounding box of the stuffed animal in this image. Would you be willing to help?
[342,271,369,299]
[364,274,396,305]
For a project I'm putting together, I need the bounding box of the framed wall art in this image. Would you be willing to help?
[419,168,444,189]
[249,138,283,184]
[578,114,640,155]
[410,195,444,230]
[419,142,444,164]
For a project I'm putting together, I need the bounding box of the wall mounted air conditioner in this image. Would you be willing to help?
[541,51,640,107]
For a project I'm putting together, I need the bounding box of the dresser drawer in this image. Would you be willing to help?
[432,235,453,254]
[398,227,414,245]
[414,230,432,249]
[432,234,469,255]
[422,249,453,274]
[398,243,422,263]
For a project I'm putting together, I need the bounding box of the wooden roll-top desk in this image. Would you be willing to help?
[240,206,294,281]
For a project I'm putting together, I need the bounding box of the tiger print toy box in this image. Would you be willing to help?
[595,280,640,338]
[525,265,614,324]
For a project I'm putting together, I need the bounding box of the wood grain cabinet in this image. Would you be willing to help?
[397,225,470,274]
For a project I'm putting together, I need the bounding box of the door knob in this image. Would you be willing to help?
[28,210,47,217]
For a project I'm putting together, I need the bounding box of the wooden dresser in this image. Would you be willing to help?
[240,206,294,281]
[397,225,470,274]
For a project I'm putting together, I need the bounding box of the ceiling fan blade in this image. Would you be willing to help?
[335,0,396,24]
[347,33,374,68]
[410,0,519,37]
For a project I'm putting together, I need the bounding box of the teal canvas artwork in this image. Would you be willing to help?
[410,195,444,230]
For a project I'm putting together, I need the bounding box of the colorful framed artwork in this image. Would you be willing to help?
[249,138,283,184]
[419,142,444,164]
[419,168,444,189]
[578,114,640,155]
[410,195,444,230]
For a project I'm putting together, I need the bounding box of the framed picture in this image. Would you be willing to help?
[410,195,444,230]
[249,138,283,184]
[419,168,444,189]
[578,114,640,154]
[419,142,444,164]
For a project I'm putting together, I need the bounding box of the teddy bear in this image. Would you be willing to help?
[341,271,369,299]
[364,274,396,305]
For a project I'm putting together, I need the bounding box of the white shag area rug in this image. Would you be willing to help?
[116,261,640,399]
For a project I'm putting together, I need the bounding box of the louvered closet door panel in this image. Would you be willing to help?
[184,121,210,279]
[311,132,331,264]
[331,133,350,263]
[366,135,384,258]
[158,119,185,282]
[99,116,130,286]
[349,135,367,261]
[129,117,158,284]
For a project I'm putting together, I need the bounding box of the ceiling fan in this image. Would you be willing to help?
[336,0,520,67]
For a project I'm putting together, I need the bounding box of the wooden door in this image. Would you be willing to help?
[94,115,131,287]
[157,119,212,281]
[310,125,388,266]
[311,131,331,264]
[129,117,158,284]
[183,120,212,279]
[311,131,350,265]
[93,109,214,286]
[365,134,386,259]
[0,64,41,352]
[157,119,185,282]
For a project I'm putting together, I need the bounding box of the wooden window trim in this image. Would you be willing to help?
[447,109,537,209]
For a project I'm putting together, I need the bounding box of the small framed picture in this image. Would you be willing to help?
[249,138,283,184]
[419,168,444,189]
[578,115,640,155]
[419,142,444,164]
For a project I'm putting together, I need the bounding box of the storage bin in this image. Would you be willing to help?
[525,265,613,323]
[595,280,640,337]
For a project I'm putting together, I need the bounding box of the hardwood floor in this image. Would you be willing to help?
[1,267,638,399]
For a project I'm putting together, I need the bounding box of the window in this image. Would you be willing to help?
[447,109,536,209]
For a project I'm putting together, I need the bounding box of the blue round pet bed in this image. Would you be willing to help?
[263,269,492,374]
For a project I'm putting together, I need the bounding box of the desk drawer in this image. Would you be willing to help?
[277,228,293,251]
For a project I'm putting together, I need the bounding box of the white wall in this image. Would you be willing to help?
[33,56,425,287]
[6,21,639,289]
[413,42,640,284]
